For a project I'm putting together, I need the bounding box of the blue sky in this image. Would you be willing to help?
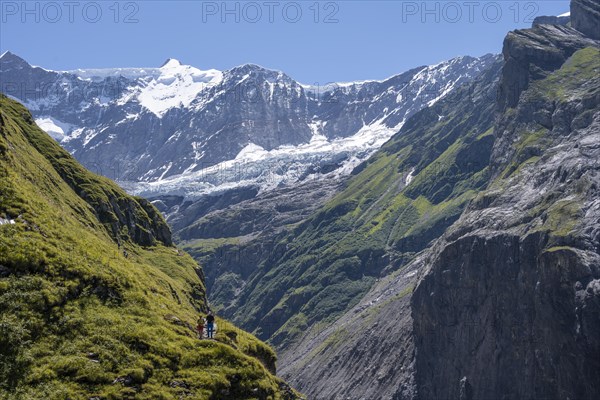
[1,1,570,83]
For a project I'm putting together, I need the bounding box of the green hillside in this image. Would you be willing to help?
[0,95,299,399]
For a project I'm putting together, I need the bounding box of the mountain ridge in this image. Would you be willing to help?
[0,51,499,198]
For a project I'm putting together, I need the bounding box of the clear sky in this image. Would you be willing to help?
[1,0,570,84]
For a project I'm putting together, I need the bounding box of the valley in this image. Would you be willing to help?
[1,0,600,398]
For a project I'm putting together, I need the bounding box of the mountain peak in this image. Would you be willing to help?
[0,51,32,70]
[226,63,288,82]
[0,51,25,63]
[160,58,182,68]
[230,63,275,74]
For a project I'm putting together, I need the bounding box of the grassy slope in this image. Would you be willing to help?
[223,61,503,348]
[0,95,297,399]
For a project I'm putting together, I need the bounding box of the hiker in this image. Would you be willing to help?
[206,312,215,339]
[196,317,205,339]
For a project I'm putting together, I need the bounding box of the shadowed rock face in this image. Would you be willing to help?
[571,0,600,40]
[414,234,600,399]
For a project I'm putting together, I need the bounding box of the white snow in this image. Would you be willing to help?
[13,53,494,199]
[22,95,61,112]
[557,12,570,17]
[67,59,223,118]
[119,54,493,198]
[235,143,270,162]
[62,127,84,143]
[35,117,74,141]
[405,167,416,186]
[0,218,15,225]
[158,162,174,180]
[136,59,223,117]
[300,80,377,94]
[426,80,456,107]
[83,128,100,146]
[68,67,159,81]
[125,118,401,199]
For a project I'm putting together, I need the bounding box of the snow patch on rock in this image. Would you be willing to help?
[405,167,416,186]
[35,117,75,141]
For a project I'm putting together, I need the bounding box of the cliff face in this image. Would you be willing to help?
[572,0,600,40]
[497,24,595,110]
[499,0,600,110]
[412,16,600,400]
[414,233,600,399]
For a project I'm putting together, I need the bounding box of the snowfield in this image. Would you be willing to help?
[122,120,400,199]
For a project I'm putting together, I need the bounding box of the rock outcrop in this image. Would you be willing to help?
[497,24,596,109]
[532,14,571,27]
[571,0,600,40]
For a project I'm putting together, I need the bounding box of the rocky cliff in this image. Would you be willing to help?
[278,55,503,400]
[572,0,600,40]
[412,42,600,400]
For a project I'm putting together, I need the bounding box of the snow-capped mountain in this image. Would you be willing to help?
[0,51,499,198]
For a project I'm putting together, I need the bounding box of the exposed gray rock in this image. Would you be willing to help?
[412,28,600,400]
[498,24,597,109]
[280,257,421,400]
[413,234,600,399]
[532,15,571,27]
[571,0,600,40]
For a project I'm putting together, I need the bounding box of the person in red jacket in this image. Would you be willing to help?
[196,317,205,339]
